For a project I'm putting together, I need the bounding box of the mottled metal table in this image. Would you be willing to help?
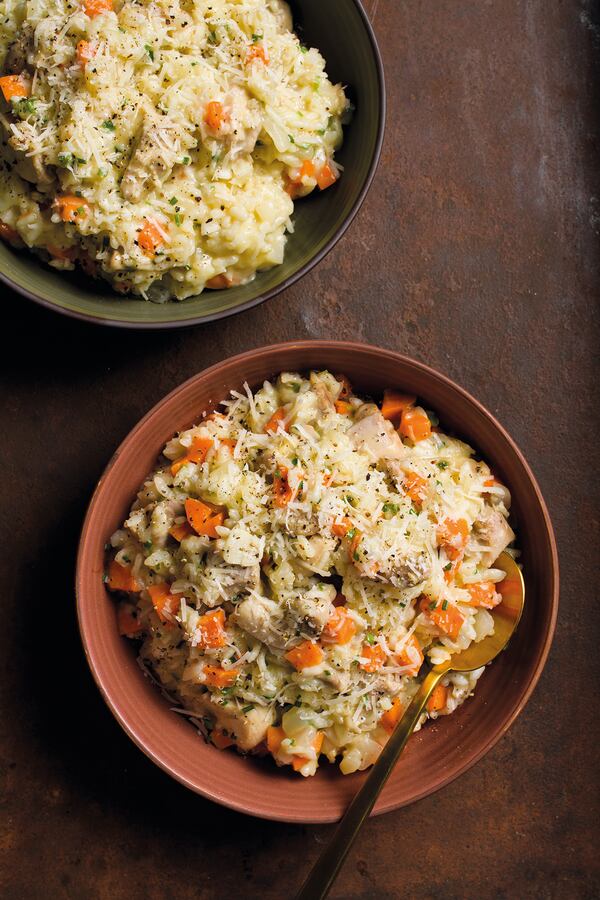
[2,1,599,897]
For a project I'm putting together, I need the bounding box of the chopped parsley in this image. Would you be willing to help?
[102,119,115,131]
[442,599,449,610]
[291,456,299,466]
[169,196,178,206]
[365,632,375,645]
[241,704,254,714]
[290,382,301,393]
[437,460,449,470]
[144,44,154,61]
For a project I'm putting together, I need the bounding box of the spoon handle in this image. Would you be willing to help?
[295,667,445,900]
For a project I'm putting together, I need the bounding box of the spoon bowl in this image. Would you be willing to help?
[297,551,525,900]
[434,552,525,675]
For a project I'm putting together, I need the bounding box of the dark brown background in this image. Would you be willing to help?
[2,1,599,897]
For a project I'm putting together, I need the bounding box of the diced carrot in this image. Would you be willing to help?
[286,159,316,196]
[437,518,469,560]
[380,697,404,735]
[381,390,416,422]
[332,517,354,538]
[273,465,293,508]
[171,436,213,475]
[321,606,356,645]
[117,603,143,637]
[221,438,237,453]
[266,725,285,754]
[399,406,432,443]
[427,683,448,713]
[333,592,347,607]
[203,665,237,688]
[76,40,95,66]
[84,0,113,17]
[185,497,225,538]
[285,640,324,671]
[316,161,337,190]
[107,559,141,592]
[47,244,78,261]
[264,407,288,434]
[484,477,496,487]
[148,582,179,623]
[196,608,227,649]
[0,221,20,245]
[291,732,324,771]
[138,218,166,256]
[322,472,333,487]
[299,159,315,178]
[53,195,89,223]
[395,634,423,676]
[360,642,386,672]
[0,74,29,101]
[212,729,235,750]
[419,596,464,641]
[331,517,362,560]
[246,44,269,64]
[403,470,428,506]
[204,100,227,131]
[334,400,352,415]
[168,521,194,542]
[206,273,234,289]
[464,581,502,609]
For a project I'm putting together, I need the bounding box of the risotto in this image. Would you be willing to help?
[0,0,347,300]
[105,371,517,776]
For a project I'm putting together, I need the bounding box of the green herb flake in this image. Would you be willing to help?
[290,382,301,393]
[383,502,399,515]
[442,599,449,610]
[429,600,437,610]
[251,32,263,42]
[102,119,115,131]
[291,456,299,466]
[12,97,37,119]
[437,460,449,470]
[366,633,375,645]
[58,153,74,168]
[443,563,452,572]
[300,44,308,54]
[144,44,154,61]
[181,155,191,164]
[241,704,254,714]
[169,196,178,206]
[174,213,183,226]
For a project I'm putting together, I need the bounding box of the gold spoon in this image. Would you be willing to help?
[296,552,524,900]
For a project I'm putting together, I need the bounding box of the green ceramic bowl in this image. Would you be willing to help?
[0,1,384,328]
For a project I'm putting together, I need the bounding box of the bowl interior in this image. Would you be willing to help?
[76,342,558,823]
[0,0,383,327]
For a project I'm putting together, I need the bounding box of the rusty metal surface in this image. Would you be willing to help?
[1,1,599,897]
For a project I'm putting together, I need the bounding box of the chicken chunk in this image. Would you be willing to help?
[349,409,405,462]
[198,694,275,750]
[201,554,261,605]
[284,584,336,637]
[472,508,515,566]
[121,110,188,202]
[233,594,287,648]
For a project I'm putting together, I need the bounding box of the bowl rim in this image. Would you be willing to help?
[0,0,386,330]
[75,340,559,821]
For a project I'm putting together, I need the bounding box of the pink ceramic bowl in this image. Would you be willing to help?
[76,341,558,822]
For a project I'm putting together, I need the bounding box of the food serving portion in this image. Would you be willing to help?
[106,371,517,777]
[0,0,347,301]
